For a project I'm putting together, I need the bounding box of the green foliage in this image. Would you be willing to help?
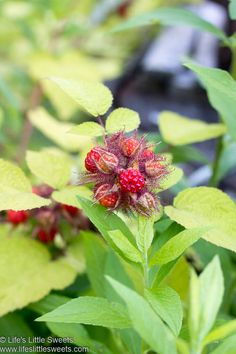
[0,230,77,316]
[0,159,50,210]
[29,107,92,152]
[108,230,142,263]
[26,149,72,189]
[157,165,183,192]
[185,61,236,141]
[188,256,224,353]
[209,334,236,354]
[52,186,92,208]
[105,108,141,133]
[107,276,177,354]
[159,111,226,145]
[165,187,236,252]
[111,7,227,41]
[204,319,236,346]
[229,0,236,20]
[145,286,183,336]
[150,228,207,265]
[47,77,113,117]
[69,122,105,136]
[36,296,132,329]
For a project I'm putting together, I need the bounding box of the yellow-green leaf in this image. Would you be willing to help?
[52,186,92,208]
[159,111,226,145]
[165,187,236,252]
[0,231,77,316]
[157,165,183,192]
[26,149,72,189]
[69,122,104,136]
[106,108,140,133]
[0,159,50,211]
[47,77,113,117]
[28,107,92,152]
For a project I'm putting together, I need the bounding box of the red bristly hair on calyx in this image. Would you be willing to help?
[80,131,170,217]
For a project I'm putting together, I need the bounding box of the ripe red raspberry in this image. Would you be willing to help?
[85,147,104,173]
[119,168,145,193]
[97,151,118,174]
[141,149,154,161]
[7,210,28,225]
[95,184,120,209]
[121,138,139,157]
[145,160,165,177]
[37,227,57,243]
[62,204,78,216]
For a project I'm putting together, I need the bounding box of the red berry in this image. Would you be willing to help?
[119,168,145,193]
[117,2,129,17]
[7,210,28,225]
[145,160,165,177]
[62,204,78,216]
[121,138,139,157]
[141,149,154,161]
[95,184,120,209]
[37,227,57,243]
[97,151,119,174]
[85,147,104,173]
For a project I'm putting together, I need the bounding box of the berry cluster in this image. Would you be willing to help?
[82,132,169,216]
[6,184,89,244]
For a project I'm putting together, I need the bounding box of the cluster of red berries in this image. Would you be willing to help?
[82,132,169,216]
[6,185,89,244]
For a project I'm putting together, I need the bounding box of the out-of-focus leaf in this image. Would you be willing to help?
[0,231,77,316]
[165,187,236,252]
[106,108,140,133]
[185,61,236,141]
[26,149,72,189]
[215,142,236,182]
[29,107,92,152]
[0,159,50,211]
[229,0,236,20]
[111,7,227,41]
[69,122,105,136]
[159,111,226,145]
[209,334,236,354]
[47,77,113,117]
[204,319,236,346]
[52,186,92,208]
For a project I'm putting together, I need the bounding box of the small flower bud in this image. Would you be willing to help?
[85,147,105,173]
[145,160,166,177]
[120,138,140,157]
[141,148,154,161]
[96,151,119,174]
[94,184,120,208]
[136,192,156,215]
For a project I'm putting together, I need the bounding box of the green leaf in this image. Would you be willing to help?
[185,61,236,141]
[108,230,142,263]
[52,186,92,208]
[77,196,135,245]
[29,294,70,315]
[107,276,177,354]
[29,107,92,152]
[150,228,207,266]
[145,286,183,336]
[69,122,105,136]
[111,7,227,41]
[83,231,107,297]
[36,296,132,329]
[204,319,236,346]
[47,77,113,117]
[137,215,155,254]
[189,256,224,349]
[159,111,226,145]
[26,149,72,190]
[157,165,183,192]
[0,231,77,316]
[209,334,236,354]
[229,0,236,20]
[47,322,111,354]
[106,108,140,133]
[215,142,236,183]
[0,159,50,211]
[165,187,236,252]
